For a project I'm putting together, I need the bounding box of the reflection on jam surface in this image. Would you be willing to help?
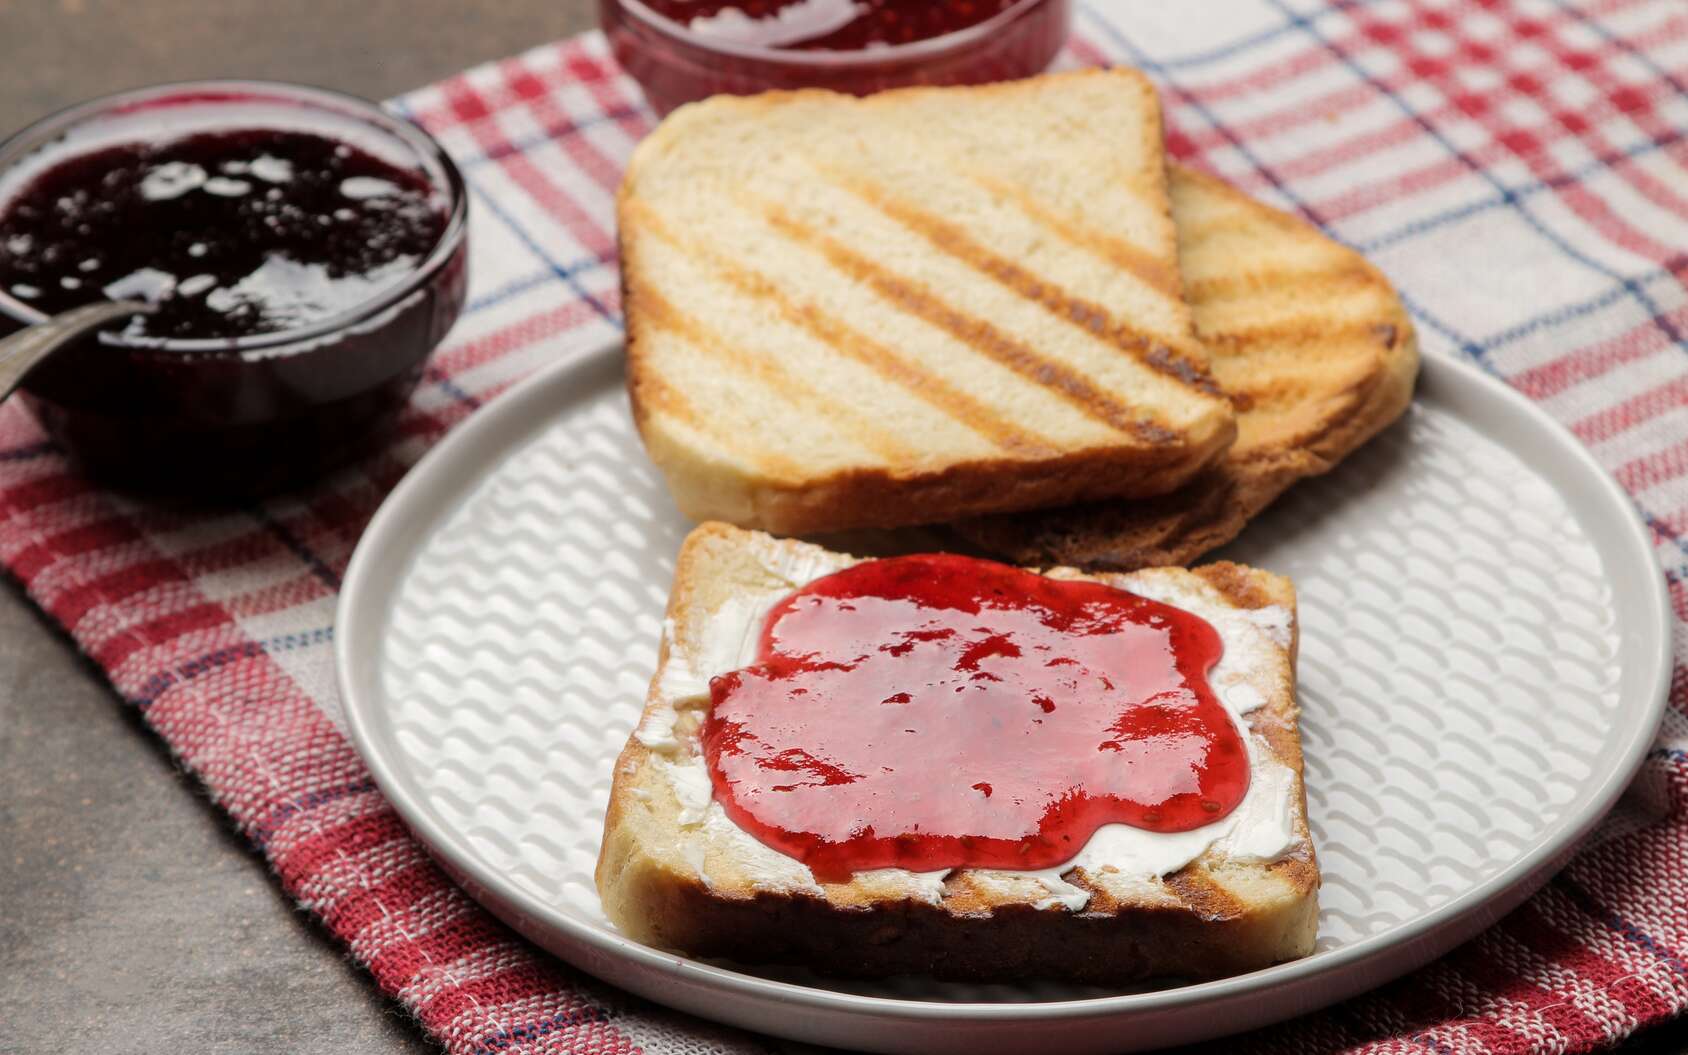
[641,0,1022,50]
[703,554,1249,881]
[0,128,447,341]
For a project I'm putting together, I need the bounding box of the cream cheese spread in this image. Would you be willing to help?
[638,544,1301,912]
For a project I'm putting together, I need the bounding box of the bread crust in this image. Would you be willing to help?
[954,166,1421,570]
[624,397,1233,536]
[618,72,1237,535]
[595,524,1318,984]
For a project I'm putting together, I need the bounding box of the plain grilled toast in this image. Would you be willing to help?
[619,71,1237,536]
[955,166,1420,569]
[596,523,1319,984]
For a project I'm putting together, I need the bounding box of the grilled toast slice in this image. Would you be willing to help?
[956,166,1419,570]
[619,71,1237,536]
[596,523,1318,984]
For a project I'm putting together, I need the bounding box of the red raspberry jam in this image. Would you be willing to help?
[0,128,448,342]
[703,554,1249,882]
[638,0,1022,50]
[600,0,1071,117]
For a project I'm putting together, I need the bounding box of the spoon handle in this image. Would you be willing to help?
[0,300,153,402]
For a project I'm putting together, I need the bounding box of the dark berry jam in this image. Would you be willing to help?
[0,83,467,497]
[703,554,1248,882]
[640,0,1022,50]
[0,128,447,342]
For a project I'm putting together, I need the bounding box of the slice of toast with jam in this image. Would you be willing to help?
[596,523,1318,984]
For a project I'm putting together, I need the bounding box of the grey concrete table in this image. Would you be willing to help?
[2,3,1684,1054]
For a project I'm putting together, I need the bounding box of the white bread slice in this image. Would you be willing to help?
[596,523,1318,984]
[956,165,1420,569]
[619,71,1237,536]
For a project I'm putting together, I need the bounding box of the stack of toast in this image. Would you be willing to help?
[598,69,1419,984]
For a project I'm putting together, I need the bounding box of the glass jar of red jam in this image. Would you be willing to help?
[600,0,1072,116]
[0,81,468,497]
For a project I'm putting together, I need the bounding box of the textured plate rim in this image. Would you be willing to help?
[336,340,1672,1026]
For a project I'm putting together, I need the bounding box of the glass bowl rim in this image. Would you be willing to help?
[610,0,1054,67]
[0,77,469,358]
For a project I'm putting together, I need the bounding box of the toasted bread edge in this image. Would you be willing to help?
[618,73,1239,535]
[596,524,1318,983]
[954,166,1421,569]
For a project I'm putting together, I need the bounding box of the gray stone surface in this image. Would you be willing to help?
[1,3,1684,1053]
[0,0,594,122]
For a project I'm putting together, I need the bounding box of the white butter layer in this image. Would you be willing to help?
[643,543,1301,911]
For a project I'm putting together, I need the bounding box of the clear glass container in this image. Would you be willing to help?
[600,0,1072,115]
[0,80,469,497]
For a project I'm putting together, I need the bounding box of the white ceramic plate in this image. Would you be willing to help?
[337,341,1671,1054]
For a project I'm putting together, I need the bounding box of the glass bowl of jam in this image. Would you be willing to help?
[600,0,1072,115]
[0,80,468,497]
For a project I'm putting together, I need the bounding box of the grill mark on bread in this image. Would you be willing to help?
[829,171,1223,400]
[756,291,1060,458]
[1269,856,1319,891]
[1173,211,1300,249]
[1185,264,1378,305]
[1222,365,1377,422]
[1191,561,1287,611]
[635,283,919,466]
[755,199,1181,447]
[625,199,1057,458]
[633,372,808,482]
[1164,864,1246,922]
[970,173,1184,300]
[1200,314,1389,355]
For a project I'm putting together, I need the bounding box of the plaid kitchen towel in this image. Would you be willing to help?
[3,1,1686,1052]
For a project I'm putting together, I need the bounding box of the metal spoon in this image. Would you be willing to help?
[0,300,154,401]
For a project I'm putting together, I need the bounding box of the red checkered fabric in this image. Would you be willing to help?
[3,2,1686,1052]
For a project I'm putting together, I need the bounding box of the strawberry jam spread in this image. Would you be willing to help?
[702,555,1249,881]
[641,0,1023,50]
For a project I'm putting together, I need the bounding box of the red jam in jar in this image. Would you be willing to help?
[703,554,1249,882]
[637,0,1024,50]
[0,129,448,342]
[601,0,1072,116]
